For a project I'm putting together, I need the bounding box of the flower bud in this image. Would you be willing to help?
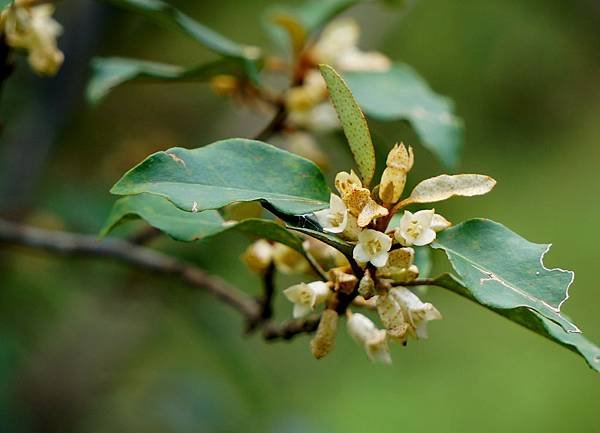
[357,269,376,299]
[210,74,239,96]
[272,243,310,274]
[347,312,391,364]
[328,267,358,294]
[310,309,338,359]
[376,293,409,343]
[242,240,273,274]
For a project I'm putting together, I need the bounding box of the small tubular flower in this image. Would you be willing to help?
[2,3,64,76]
[376,247,419,284]
[272,243,309,274]
[314,193,348,234]
[283,281,331,318]
[389,287,442,339]
[395,209,437,246]
[353,229,392,268]
[357,269,376,299]
[310,18,390,72]
[242,239,273,274]
[376,293,409,343]
[379,143,414,205]
[347,312,391,364]
[335,171,388,227]
[310,309,338,359]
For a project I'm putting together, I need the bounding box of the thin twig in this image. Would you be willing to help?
[128,226,162,245]
[262,314,321,340]
[0,219,259,316]
[254,104,286,142]
[0,218,329,341]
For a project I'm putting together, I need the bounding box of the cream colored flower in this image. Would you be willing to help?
[347,312,391,364]
[310,309,338,359]
[335,170,388,227]
[2,3,64,76]
[311,18,390,72]
[376,293,409,343]
[303,237,348,268]
[389,287,442,339]
[353,229,392,268]
[272,243,309,274]
[376,247,419,284]
[242,239,273,274]
[379,143,414,205]
[283,281,331,318]
[314,193,348,234]
[395,209,437,246]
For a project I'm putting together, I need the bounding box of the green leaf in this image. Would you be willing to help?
[414,246,432,278]
[432,273,600,373]
[344,63,464,170]
[101,193,306,252]
[0,0,12,10]
[432,218,578,333]
[110,139,330,216]
[320,64,376,186]
[100,0,262,81]
[87,57,241,104]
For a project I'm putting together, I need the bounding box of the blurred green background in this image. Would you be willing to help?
[1,0,599,432]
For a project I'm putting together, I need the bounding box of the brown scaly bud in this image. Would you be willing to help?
[357,269,376,299]
[379,143,414,205]
[328,267,358,294]
[310,309,338,359]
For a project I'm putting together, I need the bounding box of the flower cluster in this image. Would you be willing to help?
[240,143,493,363]
[0,0,64,76]
[280,18,391,163]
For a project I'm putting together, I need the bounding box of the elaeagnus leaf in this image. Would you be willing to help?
[110,139,330,216]
[431,273,600,373]
[433,219,578,333]
[320,64,376,186]
[101,193,306,253]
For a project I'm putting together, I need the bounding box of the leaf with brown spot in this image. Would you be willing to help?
[320,64,376,186]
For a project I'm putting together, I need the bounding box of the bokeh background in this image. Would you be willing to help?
[1,0,599,432]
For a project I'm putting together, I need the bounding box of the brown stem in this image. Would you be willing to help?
[0,218,328,341]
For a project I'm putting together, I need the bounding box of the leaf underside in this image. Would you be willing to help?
[87,57,241,104]
[433,273,600,373]
[320,64,376,186]
[110,139,331,216]
[433,218,577,333]
[344,63,464,170]
[101,0,261,81]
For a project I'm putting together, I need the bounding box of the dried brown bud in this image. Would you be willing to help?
[310,309,338,359]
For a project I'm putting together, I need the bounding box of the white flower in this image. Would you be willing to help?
[2,3,64,76]
[395,209,437,246]
[272,243,309,275]
[287,101,340,132]
[389,287,442,339]
[311,18,359,65]
[314,193,348,234]
[283,281,331,318]
[353,229,392,268]
[242,239,273,274]
[347,313,391,364]
[311,18,390,72]
[335,49,391,72]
